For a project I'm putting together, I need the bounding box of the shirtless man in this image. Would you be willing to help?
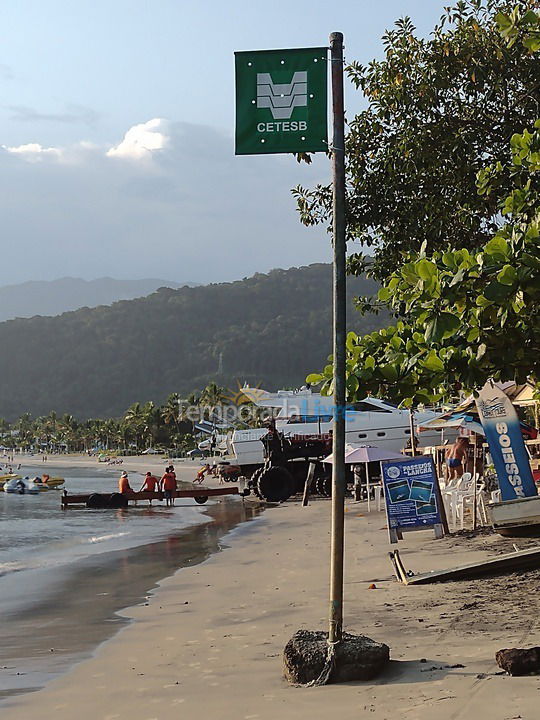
[140,471,159,505]
[445,437,469,480]
[118,471,133,494]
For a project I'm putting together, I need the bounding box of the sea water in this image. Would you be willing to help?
[0,466,210,614]
[0,465,258,700]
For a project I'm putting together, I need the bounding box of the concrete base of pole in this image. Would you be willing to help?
[283,630,390,685]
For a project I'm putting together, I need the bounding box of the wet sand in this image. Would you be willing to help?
[0,497,262,700]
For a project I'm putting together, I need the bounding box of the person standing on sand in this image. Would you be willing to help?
[445,437,469,480]
[161,466,177,507]
[140,472,159,505]
[118,471,133,494]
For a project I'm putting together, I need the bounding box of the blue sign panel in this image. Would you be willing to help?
[381,457,441,530]
[475,382,537,501]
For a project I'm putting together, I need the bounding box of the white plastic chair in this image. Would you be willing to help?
[458,482,488,528]
[373,484,384,512]
[490,489,502,504]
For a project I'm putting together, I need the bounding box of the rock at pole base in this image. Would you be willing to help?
[283,630,390,685]
[496,647,540,676]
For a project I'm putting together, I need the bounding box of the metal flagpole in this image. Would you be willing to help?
[409,409,417,456]
[328,31,347,645]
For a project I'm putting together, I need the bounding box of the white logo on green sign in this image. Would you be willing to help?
[256,71,308,119]
[235,48,328,155]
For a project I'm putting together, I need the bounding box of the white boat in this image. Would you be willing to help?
[3,477,41,494]
[229,387,444,469]
[489,495,540,536]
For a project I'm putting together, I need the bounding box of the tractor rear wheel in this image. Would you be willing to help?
[249,467,264,499]
[256,465,294,503]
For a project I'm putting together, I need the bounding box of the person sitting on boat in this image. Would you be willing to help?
[118,471,133,494]
[140,472,159,504]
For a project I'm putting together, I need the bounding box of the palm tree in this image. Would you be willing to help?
[123,403,147,451]
[141,401,161,447]
[200,382,225,423]
[161,393,180,425]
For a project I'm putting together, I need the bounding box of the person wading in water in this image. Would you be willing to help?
[161,466,177,507]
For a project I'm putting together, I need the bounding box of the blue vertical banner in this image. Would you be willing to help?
[381,456,442,531]
[475,381,537,501]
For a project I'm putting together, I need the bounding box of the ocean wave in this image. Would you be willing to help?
[88,532,129,544]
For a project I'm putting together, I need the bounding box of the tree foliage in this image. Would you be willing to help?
[294,0,539,281]
[308,5,540,405]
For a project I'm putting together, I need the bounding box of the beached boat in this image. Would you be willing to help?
[489,495,540,536]
[229,387,445,470]
[39,476,64,488]
[3,477,41,494]
[0,473,22,487]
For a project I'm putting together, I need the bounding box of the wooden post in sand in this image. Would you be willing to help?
[328,31,347,646]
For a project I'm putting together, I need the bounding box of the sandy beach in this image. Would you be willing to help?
[15,452,200,480]
[2,462,539,719]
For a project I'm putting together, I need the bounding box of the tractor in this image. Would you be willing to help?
[246,421,337,502]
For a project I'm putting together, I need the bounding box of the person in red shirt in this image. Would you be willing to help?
[118,471,133,494]
[161,466,177,506]
[140,471,159,504]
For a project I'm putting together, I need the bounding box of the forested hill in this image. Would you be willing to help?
[0,277,195,322]
[0,264,384,419]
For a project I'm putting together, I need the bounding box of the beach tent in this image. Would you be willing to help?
[324,445,408,511]
[417,413,485,437]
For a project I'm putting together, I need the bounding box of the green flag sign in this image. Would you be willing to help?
[235,47,328,155]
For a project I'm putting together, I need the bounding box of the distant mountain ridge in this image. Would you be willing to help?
[0,277,198,322]
[0,264,386,419]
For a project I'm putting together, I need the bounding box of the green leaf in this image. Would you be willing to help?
[306,373,324,384]
[377,286,392,302]
[442,252,457,269]
[346,375,359,394]
[494,12,512,31]
[346,332,358,351]
[523,35,540,52]
[484,280,513,302]
[467,327,480,342]
[364,356,376,370]
[422,351,444,373]
[521,253,540,270]
[484,236,509,261]
[521,10,539,25]
[416,259,437,281]
[424,312,461,343]
[497,264,517,286]
[380,364,398,382]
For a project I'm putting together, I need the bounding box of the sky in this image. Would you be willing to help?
[1,1,449,285]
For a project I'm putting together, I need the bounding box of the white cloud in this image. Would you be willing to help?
[0,120,329,285]
[106,118,168,160]
[5,142,62,162]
